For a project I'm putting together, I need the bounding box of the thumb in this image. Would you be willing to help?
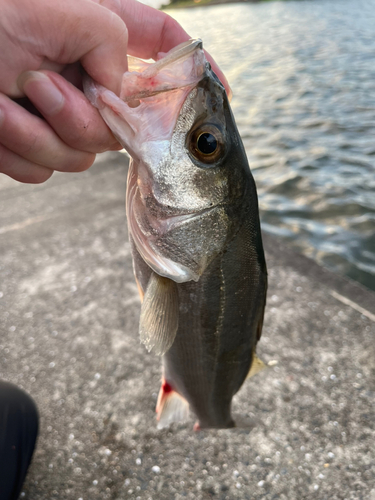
[3,0,128,96]
[74,1,129,94]
[48,0,128,94]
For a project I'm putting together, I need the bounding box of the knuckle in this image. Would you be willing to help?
[99,8,128,48]
[112,10,128,42]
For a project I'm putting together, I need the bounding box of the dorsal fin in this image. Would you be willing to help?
[139,272,179,356]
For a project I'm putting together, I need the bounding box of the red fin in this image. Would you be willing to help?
[156,379,189,429]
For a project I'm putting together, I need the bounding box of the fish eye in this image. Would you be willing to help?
[188,124,224,165]
[197,133,217,155]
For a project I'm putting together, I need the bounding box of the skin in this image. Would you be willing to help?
[0,0,229,184]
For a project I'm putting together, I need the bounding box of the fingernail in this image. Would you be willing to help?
[18,71,64,116]
[0,107,4,126]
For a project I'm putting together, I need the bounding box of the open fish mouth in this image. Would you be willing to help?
[122,39,204,103]
[83,39,209,158]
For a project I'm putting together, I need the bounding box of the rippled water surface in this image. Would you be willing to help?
[168,0,375,291]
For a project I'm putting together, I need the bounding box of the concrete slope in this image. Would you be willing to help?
[0,152,374,499]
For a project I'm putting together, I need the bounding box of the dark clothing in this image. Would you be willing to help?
[0,381,39,500]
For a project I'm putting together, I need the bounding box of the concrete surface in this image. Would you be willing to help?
[0,151,374,500]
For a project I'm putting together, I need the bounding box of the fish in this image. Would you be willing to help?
[84,39,267,429]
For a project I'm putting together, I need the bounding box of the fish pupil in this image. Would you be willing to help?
[197,133,217,155]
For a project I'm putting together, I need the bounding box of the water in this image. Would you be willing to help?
[167,0,375,291]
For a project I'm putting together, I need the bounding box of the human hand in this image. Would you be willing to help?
[0,0,128,183]
[0,0,229,184]
[92,0,230,93]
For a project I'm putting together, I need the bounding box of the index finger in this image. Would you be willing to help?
[95,0,231,96]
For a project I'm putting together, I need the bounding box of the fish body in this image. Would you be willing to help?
[84,40,267,429]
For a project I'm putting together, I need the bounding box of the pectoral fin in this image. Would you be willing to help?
[247,353,267,379]
[139,272,179,356]
[135,276,145,303]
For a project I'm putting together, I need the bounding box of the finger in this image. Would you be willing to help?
[94,0,189,59]
[100,0,231,94]
[0,93,96,173]
[3,0,128,97]
[76,0,129,94]
[19,70,121,153]
[0,143,53,184]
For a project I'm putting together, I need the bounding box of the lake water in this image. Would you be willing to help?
[167,0,375,292]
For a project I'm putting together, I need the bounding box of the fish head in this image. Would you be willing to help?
[85,40,250,283]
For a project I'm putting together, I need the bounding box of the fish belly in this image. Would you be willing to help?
[164,215,266,428]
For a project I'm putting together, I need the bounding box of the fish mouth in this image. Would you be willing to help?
[123,39,204,101]
[120,39,207,106]
[153,39,203,68]
[84,40,209,162]
[130,39,203,80]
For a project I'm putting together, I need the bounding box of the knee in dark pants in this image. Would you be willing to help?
[0,381,39,500]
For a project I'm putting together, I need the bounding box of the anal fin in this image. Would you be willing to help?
[139,272,179,356]
[156,380,189,429]
[247,353,267,379]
